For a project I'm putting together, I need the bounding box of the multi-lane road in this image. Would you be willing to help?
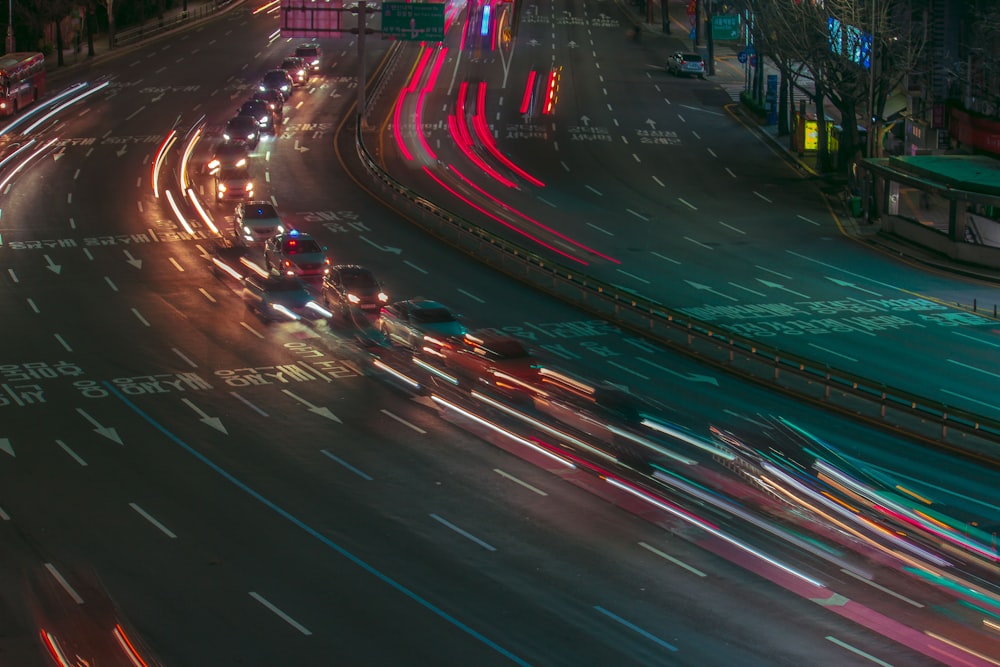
[0,1,997,665]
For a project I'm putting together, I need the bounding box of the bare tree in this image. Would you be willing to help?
[95,0,116,49]
[741,0,923,172]
[33,0,75,66]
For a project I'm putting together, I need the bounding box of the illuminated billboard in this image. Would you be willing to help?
[281,0,344,37]
[827,17,871,69]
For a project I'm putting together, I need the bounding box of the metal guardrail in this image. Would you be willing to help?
[113,1,228,49]
[351,125,1000,465]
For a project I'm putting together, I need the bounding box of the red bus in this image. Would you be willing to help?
[0,52,46,116]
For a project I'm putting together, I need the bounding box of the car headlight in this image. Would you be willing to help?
[347,293,360,304]
[277,225,285,233]
[281,85,289,91]
[235,158,246,168]
[245,182,254,192]
[207,159,220,170]
[258,84,266,91]
[378,292,389,303]
[218,183,227,191]
[222,133,231,141]
[243,225,251,234]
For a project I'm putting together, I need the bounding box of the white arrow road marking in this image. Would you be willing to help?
[124,250,143,269]
[181,398,228,433]
[75,408,123,444]
[43,255,62,274]
[281,389,342,422]
[826,277,882,296]
[757,279,809,299]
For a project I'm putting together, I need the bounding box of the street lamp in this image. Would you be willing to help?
[6,0,14,54]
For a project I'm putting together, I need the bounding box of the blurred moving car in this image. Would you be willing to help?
[322,264,388,318]
[667,52,706,78]
[206,142,248,175]
[242,273,329,322]
[379,298,465,349]
[280,56,311,86]
[215,166,254,201]
[238,99,277,134]
[259,69,295,100]
[264,229,331,277]
[437,331,540,389]
[233,201,285,246]
[294,43,322,71]
[223,114,260,148]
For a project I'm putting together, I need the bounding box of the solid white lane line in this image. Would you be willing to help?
[130,502,177,538]
[638,541,706,577]
[249,592,312,635]
[606,360,650,379]
[824,636,893,666]
[240,321,265,338]
[808,343,859,362]
[45,563,84,604]
[380,409,426,433]
[173,348,198,368]
[430,513,496,551]
[458,289,485,303]
[839,569,923,607]
[494,468,548,496]
[56,440,87,466]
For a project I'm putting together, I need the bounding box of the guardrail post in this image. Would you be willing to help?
[942,412,947,439]
[825,372,831,399]
[773,356,780,381]
[880,391,886,417]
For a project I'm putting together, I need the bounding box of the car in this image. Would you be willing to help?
[378,298,466,349]
[233,201,285,246]
[259,69,295,100]
[280,56,310,86]
[205,142,248,175]
[223,114,260,148]
[667,52,706,78]
[322,264,388,318]
[294,43,322,71]
[249,89,284,122]
[238,99,277,134]
[263,229,331,277]
[242,273,329,322]
[215,166,254,201]
[437,331,540,390]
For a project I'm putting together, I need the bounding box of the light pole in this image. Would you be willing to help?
[6,0,14,54]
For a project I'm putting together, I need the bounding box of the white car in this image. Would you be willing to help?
[233,201,284,246]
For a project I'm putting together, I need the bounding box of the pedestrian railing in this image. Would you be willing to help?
[113,1,229,49]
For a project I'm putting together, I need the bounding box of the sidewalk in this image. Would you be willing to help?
[623,1,1000,283]
[44,0,233,82]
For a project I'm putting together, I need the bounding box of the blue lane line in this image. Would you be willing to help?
[593,605,679,652]
[106,382,531,667]
[320,449,374,481]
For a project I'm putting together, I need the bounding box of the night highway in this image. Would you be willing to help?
[0,1,997,666]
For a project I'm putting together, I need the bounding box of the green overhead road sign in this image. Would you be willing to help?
[712,14,740,41]
[382,2,445,42]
